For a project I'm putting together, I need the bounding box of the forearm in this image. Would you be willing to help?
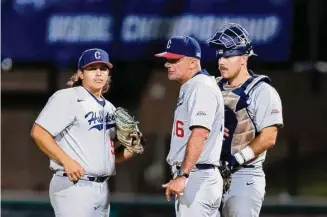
[234,126,278,165]
[181,134,206,174]
[31,124,71,165]
[249,133,274,157]
[115,146,135,164]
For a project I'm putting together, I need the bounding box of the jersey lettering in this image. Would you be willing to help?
[85,111,115,131]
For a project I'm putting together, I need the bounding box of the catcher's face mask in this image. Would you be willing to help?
[207,23,257,58]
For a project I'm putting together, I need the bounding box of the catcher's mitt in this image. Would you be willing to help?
[218,161,233,194]
[114,107,145,154]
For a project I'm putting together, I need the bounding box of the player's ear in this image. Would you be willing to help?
[241,55,248,65]
[77,70,84,80]
[189,58,198,69]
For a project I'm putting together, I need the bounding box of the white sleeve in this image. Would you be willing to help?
[35,90,75,136]
[187,85,218,131]
[253,85,283,132]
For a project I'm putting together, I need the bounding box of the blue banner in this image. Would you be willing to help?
[2,0,293,64]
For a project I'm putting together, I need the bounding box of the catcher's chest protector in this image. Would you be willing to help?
[217,75,270,162]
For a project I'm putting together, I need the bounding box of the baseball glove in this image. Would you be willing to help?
[114,107,145,154]
[218,161,233,194]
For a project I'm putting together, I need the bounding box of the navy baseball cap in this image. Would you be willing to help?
[78,48,113,69]
[155,36,201,59]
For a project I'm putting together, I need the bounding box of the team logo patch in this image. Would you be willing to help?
[270,109,280,114]
[196,111,207,116]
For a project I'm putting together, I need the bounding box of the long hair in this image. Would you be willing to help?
[66,70,111,94]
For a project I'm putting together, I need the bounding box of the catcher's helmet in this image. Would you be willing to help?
[207,23,256,58]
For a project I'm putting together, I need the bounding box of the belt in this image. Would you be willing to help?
[242,165,255,168]
[55,171,110,183]
[176,164,216,170]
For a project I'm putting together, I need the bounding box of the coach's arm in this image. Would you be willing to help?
[181,127,209,174]
[162,127,208,201]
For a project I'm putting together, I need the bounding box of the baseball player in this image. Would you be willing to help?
[155,36,225,217]
[30,48,139,217]
[207,23,284,217]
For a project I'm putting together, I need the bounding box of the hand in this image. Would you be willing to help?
[130,132,146,147]
[62,158,85,182]
[162,176,186,201]
[224,128,229,139]
[128,131,145,154]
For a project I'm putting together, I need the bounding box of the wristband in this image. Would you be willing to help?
[233,146,255,165]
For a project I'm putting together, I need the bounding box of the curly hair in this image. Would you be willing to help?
[66,70,111,94]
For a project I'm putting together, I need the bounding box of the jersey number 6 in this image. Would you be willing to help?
[110,140,115,156]
[175,120,184,138]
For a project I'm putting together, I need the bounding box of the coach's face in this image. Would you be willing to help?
[164,57,193,83]
[218,55,246,79]
[80,63,110,91]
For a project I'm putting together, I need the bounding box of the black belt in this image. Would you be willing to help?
[62,172,109,183]
[176,164,215,170]
[242,165,255,168]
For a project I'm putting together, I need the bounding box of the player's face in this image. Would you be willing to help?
[81,63,110,92]
[218,55,243,79]
[164,57,189,82]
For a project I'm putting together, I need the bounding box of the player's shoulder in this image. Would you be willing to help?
[191,74,217,89]
[250,81,281,100]
[184,76,219,101]
[50,87,76,99]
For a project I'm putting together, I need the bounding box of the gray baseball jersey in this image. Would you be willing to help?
[218,75,283,174]
[238,80,283,176]
[218,76,283,217]
[241,81,283,163]
[167,71,224,167]
[35,86,116,176]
